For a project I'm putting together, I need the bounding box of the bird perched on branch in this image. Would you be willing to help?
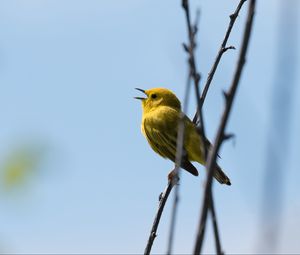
[135,87,231,185]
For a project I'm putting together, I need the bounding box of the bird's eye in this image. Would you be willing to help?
[151,94,157,99]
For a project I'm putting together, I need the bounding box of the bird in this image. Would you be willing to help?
[135,87,231,185]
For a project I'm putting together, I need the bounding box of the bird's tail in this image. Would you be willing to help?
[214,164,231,185]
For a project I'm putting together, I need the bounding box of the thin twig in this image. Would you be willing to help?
[193,1,248,251]
[209,191,223,254]
[194,1,256,254]
[166,2,203,253]
[146,72,192,255]
[144,181,175,255]
[145,3,196,252]
[166,74,192,254]
[182,0,205,137]
[166,181,179,254]
[167,1,207,253]
[182,1,223,253]
[193,0,247,124]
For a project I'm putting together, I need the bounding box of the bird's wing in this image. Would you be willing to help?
[143,118,176,160]
[143,112,198,176]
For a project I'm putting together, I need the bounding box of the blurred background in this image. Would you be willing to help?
[0,0,299,254]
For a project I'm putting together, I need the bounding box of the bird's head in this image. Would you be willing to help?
[135,88,181,113]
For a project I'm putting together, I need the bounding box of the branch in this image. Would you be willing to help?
[182,0,205,137]
[182,1,225,253]
[182,1,224,253]
[166,74,192,254]
[166,177,180,254]
[145,4,197,253]
[144,180,175,255]
[209,192,223,255]
[193,0,247,125]
[193,1,256,254]
[166,1,202,252]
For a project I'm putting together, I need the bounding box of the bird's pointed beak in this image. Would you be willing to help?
[134,88,147,100]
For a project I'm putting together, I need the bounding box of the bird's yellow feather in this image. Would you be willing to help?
[136,87,231,185]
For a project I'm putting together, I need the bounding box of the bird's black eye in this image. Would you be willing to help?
[151,94,157,99]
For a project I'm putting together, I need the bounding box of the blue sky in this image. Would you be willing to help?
[0,0,299,254]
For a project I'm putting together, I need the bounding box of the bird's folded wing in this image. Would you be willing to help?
[143,120,198,176]
[143,122,177,161]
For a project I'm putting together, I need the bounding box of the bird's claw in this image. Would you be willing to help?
[168,170,180,186]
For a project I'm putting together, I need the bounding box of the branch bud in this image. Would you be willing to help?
[182,43,189,53]
[222,90,229,101]
[223,133,235,142]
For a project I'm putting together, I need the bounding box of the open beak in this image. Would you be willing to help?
[134,88,147,100]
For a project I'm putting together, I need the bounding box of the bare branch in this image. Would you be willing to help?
[166,1,204,252]
[166,179,180,254]
[144,0,252,253]
[193,1,256,254]
[182,0,205,136]
[209,193,223,255]
[223,46,236,53]
[166,74,192,254]
[182,1,226,253]
[145,46,193,255]
[144,180,175,255]
[193,0,248,125]
[181,1,225,254]
[145,4,196,252]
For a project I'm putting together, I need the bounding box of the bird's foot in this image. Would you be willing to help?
[168,169,180,186]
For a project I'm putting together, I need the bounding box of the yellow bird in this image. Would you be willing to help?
[135,87,231,185]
